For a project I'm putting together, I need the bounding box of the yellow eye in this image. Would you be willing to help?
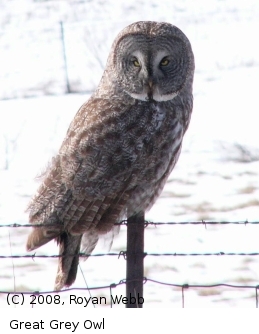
[160,58,169,66]
[133,58,140,67]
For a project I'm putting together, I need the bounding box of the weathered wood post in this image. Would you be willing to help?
[126,211,145,308]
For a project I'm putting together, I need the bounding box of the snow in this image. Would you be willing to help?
[0,0,259,308]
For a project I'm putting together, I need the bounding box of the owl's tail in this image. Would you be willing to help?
[54,233,82,291]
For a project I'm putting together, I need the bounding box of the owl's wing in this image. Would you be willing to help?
[27,96,137,249]
[59,96,139,199]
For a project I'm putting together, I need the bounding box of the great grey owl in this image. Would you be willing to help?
[26,21,194,290]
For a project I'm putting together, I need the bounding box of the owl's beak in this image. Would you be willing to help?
[147,80,154,100]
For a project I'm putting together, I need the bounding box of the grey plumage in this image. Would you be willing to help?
[26,21,195,290]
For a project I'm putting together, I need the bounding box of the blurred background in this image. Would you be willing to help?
[0,0,259,307]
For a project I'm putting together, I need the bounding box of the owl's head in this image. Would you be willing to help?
[108,21,194,102]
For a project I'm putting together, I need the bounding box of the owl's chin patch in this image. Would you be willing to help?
[153,92,178,102]
[127,92,148,101]
[127,91,178,102]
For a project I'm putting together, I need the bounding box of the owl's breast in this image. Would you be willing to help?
[135,101,183,163]
[122,100,185,213]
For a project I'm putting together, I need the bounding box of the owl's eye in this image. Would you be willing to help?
[132,58,141,67]
[160,57,170,66]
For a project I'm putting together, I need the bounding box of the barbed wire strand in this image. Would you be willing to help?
[1,278,259,308]
[1,220,259,229]
[2,251,259,259]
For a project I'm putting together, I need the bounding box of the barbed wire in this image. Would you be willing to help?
[1,220,259,228]
[1,220,259,258]
[1,278,259,308]
[2,220,259,307]
[2,251,259,259]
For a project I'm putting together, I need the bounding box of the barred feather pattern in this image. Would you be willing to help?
[26,21,194,290]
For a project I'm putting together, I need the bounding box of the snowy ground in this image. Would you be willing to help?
[0,0,259,308]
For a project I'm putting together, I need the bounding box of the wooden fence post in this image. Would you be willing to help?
[126,211,145,308]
